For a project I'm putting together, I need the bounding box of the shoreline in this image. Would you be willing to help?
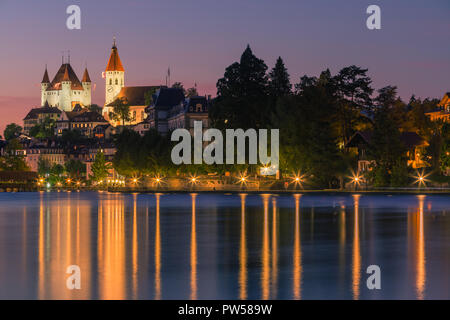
[3,187,450,195]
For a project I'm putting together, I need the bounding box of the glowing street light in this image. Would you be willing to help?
[349,171,364,191]
[188,174,199,186]
[413,170,430,188]
[290,172,307,189]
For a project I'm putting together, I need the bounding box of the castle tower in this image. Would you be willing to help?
[82,67,92,106]
[41,67,50,106]
[60,65,72,111]
[105,38,125,105]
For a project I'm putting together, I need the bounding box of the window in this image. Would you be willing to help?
[109,79,112,85]
[115,79,118,85]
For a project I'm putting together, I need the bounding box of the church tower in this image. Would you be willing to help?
[105,38,125,105]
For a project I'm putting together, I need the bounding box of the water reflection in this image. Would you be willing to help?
[261,194,270,300]
[38,192,92,299]
[190,193,198,300]
[239,194,247,300]
[293,194,302,300]
[98,193,125,299]
[352,194,361,300]
[0,192,447,299]
[271,197,278,299]
[412,195,426,300]
[155,193,162,300]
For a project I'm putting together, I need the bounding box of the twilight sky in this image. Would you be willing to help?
[0,0,449,134]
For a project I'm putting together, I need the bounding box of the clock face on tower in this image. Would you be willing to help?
[107,86,114,93]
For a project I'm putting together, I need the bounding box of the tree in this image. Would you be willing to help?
[110,98,132,126]
[368,87,407,185]
[332,66,373,145]
[29,117,56,139]
[268,57,291,98]
[87,104,103,114]
[172,82,185,93]
[272,74,342,188]
[212,45,269,129]
[0,139,29,171]
[37,157,51,176]
[65,159,86,180]
[90,151,111,182]
[145,87,158,106]
[3,123,22,140]
[186,87,198,98]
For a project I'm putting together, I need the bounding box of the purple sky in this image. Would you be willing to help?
[0,0,449,134]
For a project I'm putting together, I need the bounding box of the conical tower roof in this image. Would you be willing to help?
[41,67,50,83]
[105,39,124,72]
[82,68,91,82]
[62,65,70,82]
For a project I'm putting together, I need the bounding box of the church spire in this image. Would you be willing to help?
[105,37,124,72]
[41,66,50,83]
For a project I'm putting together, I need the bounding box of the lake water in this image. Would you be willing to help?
[0,191,448,300]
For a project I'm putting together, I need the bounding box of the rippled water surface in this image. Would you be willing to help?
[0,191,448,299]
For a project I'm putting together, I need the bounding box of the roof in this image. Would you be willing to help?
[41,68,50,83]
[70,111,108,123]
[107,86,161,106]
[346,131,428,149]
[47,63,83,91]
[154,87,185,108]
[23,106,61,120]
[82,68,91,83]
[105,44,124,72]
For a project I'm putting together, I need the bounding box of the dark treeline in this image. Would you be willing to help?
[111,45,449,187]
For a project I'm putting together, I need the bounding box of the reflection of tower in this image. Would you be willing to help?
[352,195,361,300]
[37,192,92,299]
[190,194,198,300]
[239,194,247,300]
[98,193,126,299]
[293,194,302,300]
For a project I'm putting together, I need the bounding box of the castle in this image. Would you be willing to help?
[40,60,92,111]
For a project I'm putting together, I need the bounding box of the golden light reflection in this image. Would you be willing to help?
[239,194,247,300]
[415,195,426,299]
[261,194,270,300]
[271,197,278,299]
[98,193,126,299]
[155,193,162,300]
[338,202,346,287]
[293,194,302,300]
[132,194,138,299]
[190,193,198,300]
[37,192,92,299]
[352,195,361,300]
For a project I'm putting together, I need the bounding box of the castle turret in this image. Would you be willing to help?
[82,67,92,106]
[60,65,72,111]
[41,67,50,106]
